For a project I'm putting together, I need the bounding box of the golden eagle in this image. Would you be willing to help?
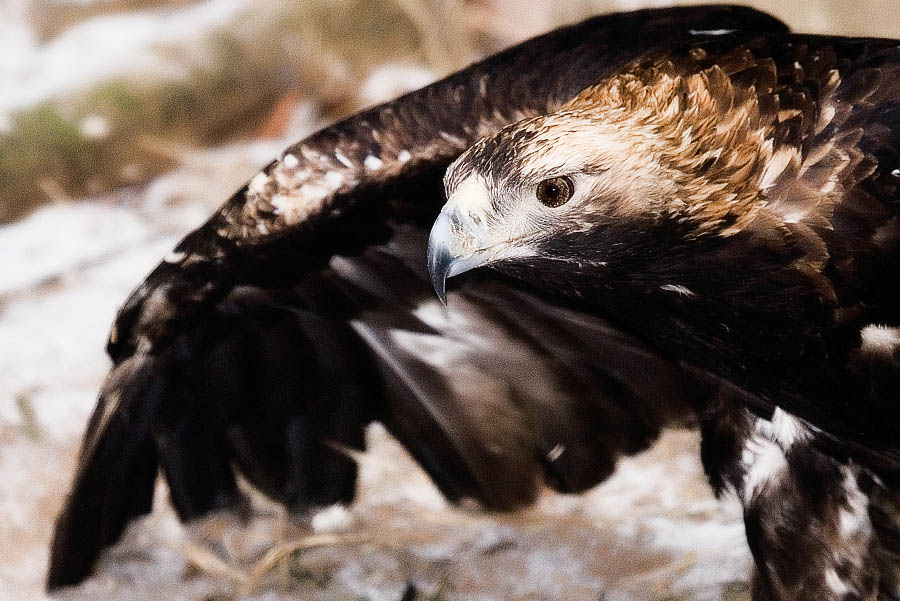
[48,6,900,600]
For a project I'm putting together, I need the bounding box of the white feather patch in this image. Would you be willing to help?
[163,249,186,264]
[659,284,695,297]
[363,155,383,171]
[860,324,900,354]
[247,171,271,196]
[740,436,787,503]
[439,131,465,146]
[687,28,738,35]
[334,150,354,169]
[282,153,300,169]
[825,569,851,596]
[740,408,810,502]
[324,171,345,189]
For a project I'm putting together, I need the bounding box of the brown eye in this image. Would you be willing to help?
[535,176,574,208]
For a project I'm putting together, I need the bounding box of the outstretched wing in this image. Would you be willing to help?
[48,6,788,590]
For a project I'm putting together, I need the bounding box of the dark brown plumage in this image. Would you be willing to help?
[428,27,900,600]
[47,6,900,600]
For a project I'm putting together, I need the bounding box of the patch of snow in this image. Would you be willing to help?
[0,0,245,114]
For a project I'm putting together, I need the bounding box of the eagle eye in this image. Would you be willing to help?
[535,176,574,208]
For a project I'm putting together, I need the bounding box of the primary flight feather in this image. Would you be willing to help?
[48,6,900,600]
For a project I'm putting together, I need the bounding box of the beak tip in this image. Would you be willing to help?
[427,248,450,305]
[427,211,455,305]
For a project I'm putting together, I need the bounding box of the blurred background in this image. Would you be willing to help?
[0,1,897,600]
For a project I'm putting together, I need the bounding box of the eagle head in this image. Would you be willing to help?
[427,67,776,303]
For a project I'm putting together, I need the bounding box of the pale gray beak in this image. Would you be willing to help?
[426,208,492,304]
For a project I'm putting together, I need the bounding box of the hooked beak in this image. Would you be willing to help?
[426,207,493,304]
